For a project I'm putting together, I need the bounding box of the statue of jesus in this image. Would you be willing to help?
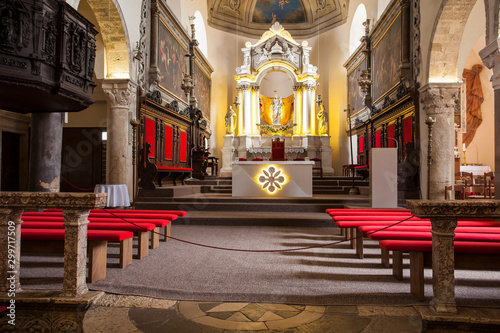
[271,95,283,125]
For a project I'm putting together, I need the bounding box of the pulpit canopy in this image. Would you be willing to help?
[0,0,98,113]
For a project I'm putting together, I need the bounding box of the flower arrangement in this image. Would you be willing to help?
[258,123,296,134]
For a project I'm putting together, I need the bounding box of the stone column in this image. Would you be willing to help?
[419,83,460,199]
[293,85,301,136]
[61,209,91,297]
[302,83,314,135]
[480,39,500,196]
[0,209,23,294]
[102,79,133,186]
[240,83,252,135]
[28,112,63,192]
[251,84,260,136]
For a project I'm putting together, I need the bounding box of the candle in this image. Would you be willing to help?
[292,137,294,145]
[252,141,254,147]
[259,137,261,144]
[300,139,302,146]
[463,143,466,152]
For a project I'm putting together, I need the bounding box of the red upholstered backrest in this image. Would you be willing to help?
[164,125,173,160]
[145,118,156,157]
[375,130,381,148]
[180,131,187,162]
[359,136,364,153]
[387,124,395,148]
[403,116,413,144]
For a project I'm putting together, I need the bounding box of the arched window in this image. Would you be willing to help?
[349,4,367,55]
[194,11,208,58]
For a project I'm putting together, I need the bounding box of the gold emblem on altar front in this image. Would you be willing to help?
[258,166,286,194]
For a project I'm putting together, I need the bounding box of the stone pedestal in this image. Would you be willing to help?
[407,199,500,313]
[28,112,63,192]
[220,136,237,177]
[0,192,107,298]
[419,83,461,199]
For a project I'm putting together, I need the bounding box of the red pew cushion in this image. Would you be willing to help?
[21,229,133,242]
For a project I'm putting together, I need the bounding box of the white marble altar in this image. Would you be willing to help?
[232,161,314,197]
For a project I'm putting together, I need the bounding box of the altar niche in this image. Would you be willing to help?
[220,23,333,177]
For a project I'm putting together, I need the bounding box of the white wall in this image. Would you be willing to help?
[461,37,495,169]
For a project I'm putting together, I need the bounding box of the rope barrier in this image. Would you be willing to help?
[102,209,414,253]
[61,166,117,191]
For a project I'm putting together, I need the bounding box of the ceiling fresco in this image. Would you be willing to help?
[208,0,349,38]
[252,0,306,24]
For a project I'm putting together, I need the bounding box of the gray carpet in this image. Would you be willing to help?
[20,225,500,306]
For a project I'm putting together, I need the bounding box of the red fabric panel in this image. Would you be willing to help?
[375,130,382,148]
[21,229,133,241]
[157,167,193,171]
[26,211,178,221]
[326,208,410,215]
[403,116,413,144]
[180,131,187,162]
[359,226,500,235]
[335,220,498,228]
[164,125,173,160]
[91,209,187,217]
[145,118,156,157]
[358,136,364,153]
[22,221,156,232]
[43,208,188,217]
[387,124,395,148]
[380,240,500,254]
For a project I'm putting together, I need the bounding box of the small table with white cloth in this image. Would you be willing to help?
[460,165,491,176]
[94,184,131,207]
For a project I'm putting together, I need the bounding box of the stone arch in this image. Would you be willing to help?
[428,0,478,82]
[83,0,130,78]
[349,4,367,54]
[255,63,300,87]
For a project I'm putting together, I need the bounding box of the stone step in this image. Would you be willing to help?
[135,197,368,213]
[174,211,335,227]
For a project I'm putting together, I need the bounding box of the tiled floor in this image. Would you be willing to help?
[82,294,500,332]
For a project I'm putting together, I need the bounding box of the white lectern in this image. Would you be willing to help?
[370,148,398,208]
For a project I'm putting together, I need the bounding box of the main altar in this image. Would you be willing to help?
[220,23,334,177]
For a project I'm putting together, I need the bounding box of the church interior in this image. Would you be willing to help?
[1,0,500,331]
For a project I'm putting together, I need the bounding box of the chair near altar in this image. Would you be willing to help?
[271,138,285,161]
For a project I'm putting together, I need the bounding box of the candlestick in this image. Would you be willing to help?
[463,143,466,152]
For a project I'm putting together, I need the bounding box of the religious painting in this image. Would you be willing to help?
[347,57,366,113]
[193,62,211,120]
[252,0,306,24]
[158,19,188,103]
[372,13,401,102]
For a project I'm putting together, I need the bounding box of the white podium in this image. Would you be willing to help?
[370,148,398,208]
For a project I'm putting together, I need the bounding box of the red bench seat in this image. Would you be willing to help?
[156,166,193,186]
[23,214,172,244]
[21,221,156,258]
[379,240,500,300]
[21,228,134,283]
[44,208,188,217]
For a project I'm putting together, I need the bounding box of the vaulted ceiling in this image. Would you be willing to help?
[208,0,349,38]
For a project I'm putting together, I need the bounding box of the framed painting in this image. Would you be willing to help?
[157,19,188,103]
[193,61,211,120]
[347,57,366,113]
[372,12,402,102]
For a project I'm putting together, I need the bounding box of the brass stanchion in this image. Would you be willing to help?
[344,104,360,195]
[425,117,436,199]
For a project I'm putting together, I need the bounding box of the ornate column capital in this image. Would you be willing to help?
[102,79,136,108]
[479,38,500,90]
[238,82,252,91]
[419,83,461,116]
